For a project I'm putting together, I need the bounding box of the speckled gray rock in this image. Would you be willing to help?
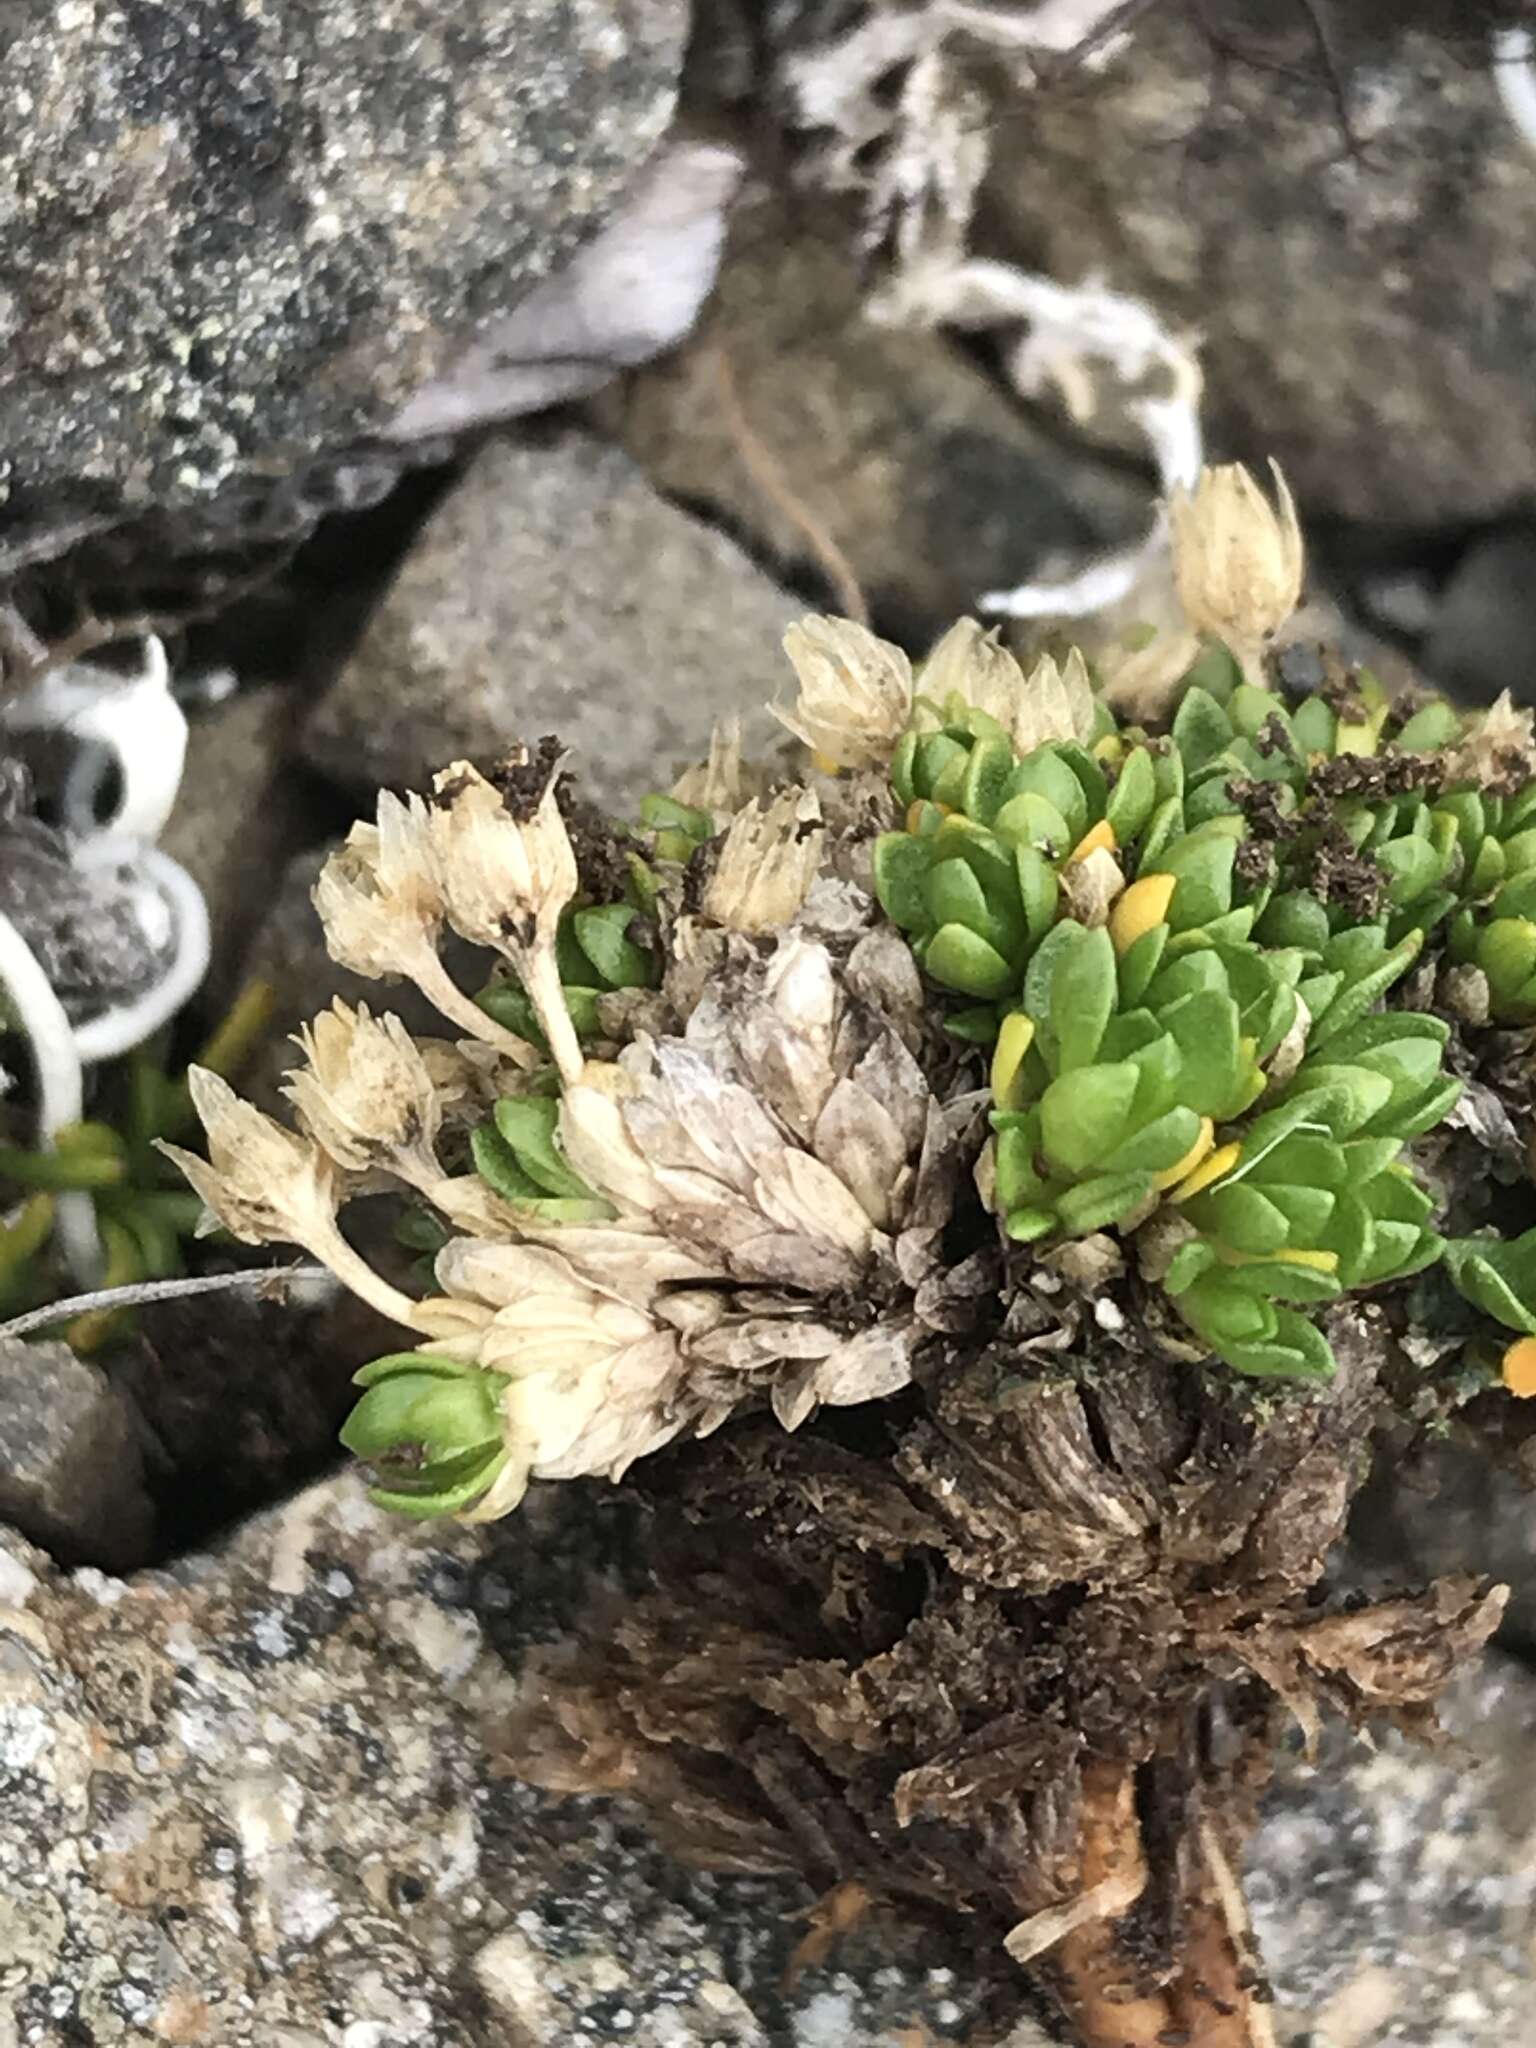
[0,1472,1012,2045]
[0,0,685,556]
[1,1461,1529,2045]
[0,1338,153,1570]
[1248,1652,1536,2046]
[592,187,1146,645]
[301,429,800,810]
[988,10,1536,528]
[1423,527,1536,706]
[1348,1431,1536,1657]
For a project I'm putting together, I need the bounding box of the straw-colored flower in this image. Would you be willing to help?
[1170,461,1304,667]
[313,792,443,981]
[922,619,1095,753]
[283,1000,444,1190]
[702,787,825,935]
[433,1240,691,1517]
[1442,690,1534,788]
[429,753,577,952]
[669,717,767,824]
[776,617,913,771]
[159,1068,427,1329]
[314,792,538,1068]
[430,754,583,1083]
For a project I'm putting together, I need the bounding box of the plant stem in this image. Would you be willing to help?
[411,951,541,1070]
[517,941,586,1087]
[1044,1759,1267,2048]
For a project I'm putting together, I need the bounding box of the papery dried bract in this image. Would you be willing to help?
[1170,460,1304,656]
[776,616,913,770]
[1442,690,1536,788]
[922,619,1095,752]
[313,793,443,981]
[160,1067,340,1249]
[429,1238,692,1516]
[283,1000,444,1189]
[429,754,577,950]
[670,718,767,824]
[702,787,825,935]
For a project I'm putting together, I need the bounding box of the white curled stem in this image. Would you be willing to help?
[1494,26,1536,153]
[0,910,102,1284]
[867,255,1203,622]
[70,849,211,1065]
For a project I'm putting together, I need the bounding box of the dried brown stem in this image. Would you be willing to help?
[708,343,871,626]
[1044,1762,1268,2048]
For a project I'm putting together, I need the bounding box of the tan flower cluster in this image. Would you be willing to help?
[170,715,971,1516]
[1169,460,1304,681]
[922,619,1096,754]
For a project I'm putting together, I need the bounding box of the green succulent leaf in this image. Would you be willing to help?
[926,922,1018,998]
[1172,686,1234,771]
[493,1097,600,1201]
[1050,925,1118,1071]
[573,904,654,989]
[1040,1061,1140,1177]
[873,832,933,932]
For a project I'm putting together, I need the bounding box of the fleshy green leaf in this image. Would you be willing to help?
[1050,925,1118,1071]
[1172,685,1235,770]
[926,923,1017,999]
[1055,1171,1154,1234]
[873,832,934,932]
[1039,1061,1141,1177]
[494,1097,598,1201]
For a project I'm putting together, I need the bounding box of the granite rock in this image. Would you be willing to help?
[0,1472,1019,2046]
[0,1337,153,1571]
[1,1460,1530,2044]
[301,428,801,812]
[0,0,686,559]
[1248,1651,1536,2046]
[986,7,1536,530]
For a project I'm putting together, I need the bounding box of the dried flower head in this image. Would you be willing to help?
[701,787,825,935]
[431,1239,689,1517]
[669,718,767,825]
[776,616,913,770]
[1441,689,1536,788]
[922,618,1095,754]
[159,1068,428,1329]
[429,751,577,952]
[429,752,583,1081]
[314,792,538,1067]
[1170,460,1304,659]
[283,1000,444,1191]
[159,1067,340,1250]
[313,793,443,983]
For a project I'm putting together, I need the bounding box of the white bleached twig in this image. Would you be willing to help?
[0,910,102,1282]
[0,1263,333,1343]
[867,257,1202,619]
[1493,26,1536,153]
